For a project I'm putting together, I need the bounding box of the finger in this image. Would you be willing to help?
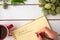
[42,27,56,39]
[37,27,51,34]
[36,32,46,40]
[43,27,54,38]
[36,33,42,40]
[37,27,54,39]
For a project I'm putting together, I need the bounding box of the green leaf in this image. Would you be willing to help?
[55,2,60,7]
[58,0,60,2]
[11,0,27,5]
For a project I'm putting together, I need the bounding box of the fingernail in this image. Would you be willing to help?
[36,33,39,37]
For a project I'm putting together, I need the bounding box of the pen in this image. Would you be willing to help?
[40,33,53,40]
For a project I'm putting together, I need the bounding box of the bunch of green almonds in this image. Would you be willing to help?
[39,0,60,16]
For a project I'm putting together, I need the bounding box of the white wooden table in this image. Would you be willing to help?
[0,0,60,40]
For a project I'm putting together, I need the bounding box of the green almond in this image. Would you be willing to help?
[44,3,52,9]
[56,7,60,13]
[42,8,49,16]
[2,2,8,9]
[49,10,57,15]
[51,0,56,3]
[51,4,55,10]
[39,0,46,5]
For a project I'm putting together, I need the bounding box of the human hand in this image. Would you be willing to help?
[36,27,58,40]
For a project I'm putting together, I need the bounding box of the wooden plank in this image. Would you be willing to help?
[1,21,60,40]
[25,0,39,4]
[0,5,60,19]
[5,36,14,40]
[0,5,43,19]
[49,21,60,34]
[0,20,60,34]
[0,0,39,4]
[5,35,60,40]
[0,21,31,28]
[47,15,60,19]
